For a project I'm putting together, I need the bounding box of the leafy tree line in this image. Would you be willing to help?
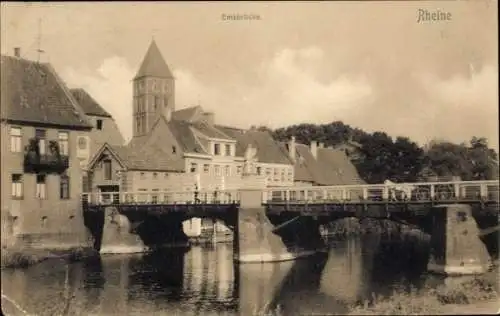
[251,122,499,184]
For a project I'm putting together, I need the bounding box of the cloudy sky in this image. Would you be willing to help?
[1,1,498,149]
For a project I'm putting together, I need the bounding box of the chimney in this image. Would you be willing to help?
[14,47,20,58]
[310,141,318,159]
[287,136,296,162]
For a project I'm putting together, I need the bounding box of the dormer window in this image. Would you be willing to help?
[214,143,221,156]
[225,144,231,156]
[96,119,103,130]
[190,163,197,173]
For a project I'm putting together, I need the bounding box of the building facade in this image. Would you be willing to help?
[1,51,93,249]
[86,40,365,238]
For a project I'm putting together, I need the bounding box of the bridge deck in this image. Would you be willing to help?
[82,180,499,211]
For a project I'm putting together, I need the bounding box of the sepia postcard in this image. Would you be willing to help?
[1,1,498,315]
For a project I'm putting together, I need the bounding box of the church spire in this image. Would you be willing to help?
[134,39,174,80]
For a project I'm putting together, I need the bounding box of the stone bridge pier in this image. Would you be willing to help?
[425,204,493,275]
[233,189,324,263]
[84,208,190,254]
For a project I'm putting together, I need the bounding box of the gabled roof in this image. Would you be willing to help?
[232,130,293,165]
[191,121,234,141]
[168,119,209,154]
[87,143,127,170]
[70,88,112,117]
[172,106,203,123]
[134,40,174,80]
[295,143,322,183]
[316,147,365,185]
[0,55,92,129]
[88,141,184,172]
[279,141,365,185]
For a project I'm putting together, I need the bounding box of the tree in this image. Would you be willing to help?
[268,121,498,183]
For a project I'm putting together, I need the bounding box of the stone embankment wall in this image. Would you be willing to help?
[1,204,93,252]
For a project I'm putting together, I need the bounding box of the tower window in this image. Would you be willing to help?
[96,119,103,130]
[172,146,177,154]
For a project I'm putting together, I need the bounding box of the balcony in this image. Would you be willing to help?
[23,139,69,174]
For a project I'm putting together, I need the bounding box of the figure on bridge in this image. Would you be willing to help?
[384,180,417,201]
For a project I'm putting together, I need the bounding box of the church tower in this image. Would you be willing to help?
[132,40,175,138]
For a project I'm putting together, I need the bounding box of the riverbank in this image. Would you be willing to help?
[1,247,96,269]
[347,270,499,315]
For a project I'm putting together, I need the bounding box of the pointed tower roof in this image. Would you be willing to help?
[134,40,174,80]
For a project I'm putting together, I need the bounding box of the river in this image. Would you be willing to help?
[1,235,456,315]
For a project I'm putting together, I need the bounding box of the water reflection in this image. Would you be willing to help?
[1,236,435,315]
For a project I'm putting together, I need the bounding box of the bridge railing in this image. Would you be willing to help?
[81,190,241,206]
[262,180,500,204]
[80,180,499,206]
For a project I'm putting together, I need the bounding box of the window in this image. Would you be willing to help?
[82,175,90,193]
[257,167,262,175]
[103,160,112,180]
[152,188,159,204]
[172,146,177,154]
[10,127,22,152]
[153,96,158,110]
[281,170,285,182]
[36,174,47,199]
[60,175,70,199]
[225,144,231,156]
[214,165,221,176]
[164,172,169,178]
[214,143,220,155]
[58,132,69,156]
[202,164,209,173]
[190,163,197,173]
[140,172,146,180]
[225,165,230,176]
[153,172,158,179]
[35,129,47,154]
[96,119,103,130]
[11,174,23,199]
[138,188,147,203]
[237,166,243,175]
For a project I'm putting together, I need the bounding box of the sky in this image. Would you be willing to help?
[1,1,498,150]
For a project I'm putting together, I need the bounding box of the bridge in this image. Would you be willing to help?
[81,180,499,275]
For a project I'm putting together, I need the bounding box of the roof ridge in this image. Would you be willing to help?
[188,125,210,154]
